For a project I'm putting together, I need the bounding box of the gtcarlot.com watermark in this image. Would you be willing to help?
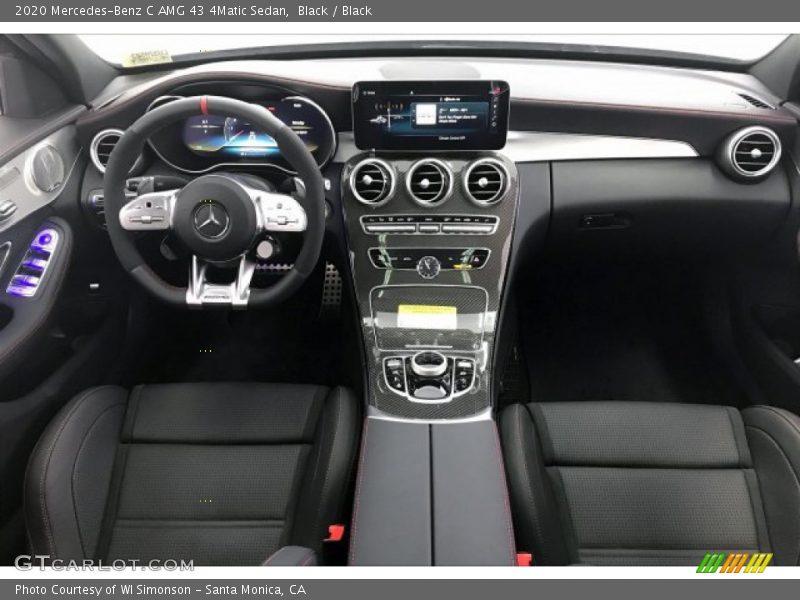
[15,555,194,571]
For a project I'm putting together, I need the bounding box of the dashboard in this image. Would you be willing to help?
[70,57,797,420]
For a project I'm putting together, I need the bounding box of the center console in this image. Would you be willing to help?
[343,80,518,565]
[342,80,517,421]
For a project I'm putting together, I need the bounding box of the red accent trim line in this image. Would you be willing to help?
[200,96,209,116]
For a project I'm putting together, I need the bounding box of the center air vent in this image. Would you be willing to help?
[719,126,782,180]
[463,158,509,206]
[350,159,395,206]
[90,129,124,173]
[406,159,452,207]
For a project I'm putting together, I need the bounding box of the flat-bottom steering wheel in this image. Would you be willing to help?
[103,95,326,308]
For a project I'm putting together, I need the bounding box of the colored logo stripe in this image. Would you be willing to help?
[745,553,773,573]
[697,552,772,573]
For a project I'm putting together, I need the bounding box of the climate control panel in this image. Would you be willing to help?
[368,247,490,273]
[361,214,498,235]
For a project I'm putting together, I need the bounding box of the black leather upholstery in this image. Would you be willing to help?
[25,383,359,565]
[500,401,800,566]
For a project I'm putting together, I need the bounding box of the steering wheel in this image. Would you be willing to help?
[103,95,326,308]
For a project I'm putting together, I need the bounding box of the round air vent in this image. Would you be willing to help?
[90,128,144,175]
[406,159,452,207]
[90,129,124,173]
[719,126,782,180]
[463,158,509,207]
[350,158,395,206]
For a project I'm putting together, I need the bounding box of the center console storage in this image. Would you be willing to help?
[349,417,515,566]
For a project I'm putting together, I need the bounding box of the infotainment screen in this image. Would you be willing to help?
[352,80,510,151]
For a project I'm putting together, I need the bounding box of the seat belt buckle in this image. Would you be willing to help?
[516,552,533,566]
[324,524,346,543]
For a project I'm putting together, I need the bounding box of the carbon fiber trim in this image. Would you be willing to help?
[341,153,519,419]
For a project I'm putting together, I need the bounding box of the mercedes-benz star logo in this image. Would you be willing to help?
[193,201,230,239]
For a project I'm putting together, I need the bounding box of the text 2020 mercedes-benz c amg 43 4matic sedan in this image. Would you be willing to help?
[0,34,799,567]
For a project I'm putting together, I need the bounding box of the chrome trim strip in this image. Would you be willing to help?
[334,130,698,164]
[0,242,11,280]
[367,405,493,424]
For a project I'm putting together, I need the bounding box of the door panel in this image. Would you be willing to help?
[0,49,123,563]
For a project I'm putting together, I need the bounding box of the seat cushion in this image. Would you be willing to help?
[500,401,800,566]
[25,383,359,565]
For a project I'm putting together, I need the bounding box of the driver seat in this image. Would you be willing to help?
[24,383,359,565]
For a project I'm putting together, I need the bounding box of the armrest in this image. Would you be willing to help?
[348,417,516,566]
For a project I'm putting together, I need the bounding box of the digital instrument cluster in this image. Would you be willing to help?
[147,95,336,173]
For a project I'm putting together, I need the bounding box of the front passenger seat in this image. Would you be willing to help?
[25,383,359,565]
[500,401,800,566]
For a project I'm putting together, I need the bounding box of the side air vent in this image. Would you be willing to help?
[350,159,395,206]
[90,129,124,173]
[738,93,775,110]
[463,158,509,207]
[406,159,452,207]
[719,126,782,180]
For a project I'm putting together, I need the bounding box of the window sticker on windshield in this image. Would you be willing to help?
[397,305,457,330]
[121,49,173,68]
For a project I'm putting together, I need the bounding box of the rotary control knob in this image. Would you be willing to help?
[416,255,441,279]
[411,351,448,378]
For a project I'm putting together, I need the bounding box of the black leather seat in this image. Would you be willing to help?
[25,383,359,565]
[500,401,800,566]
